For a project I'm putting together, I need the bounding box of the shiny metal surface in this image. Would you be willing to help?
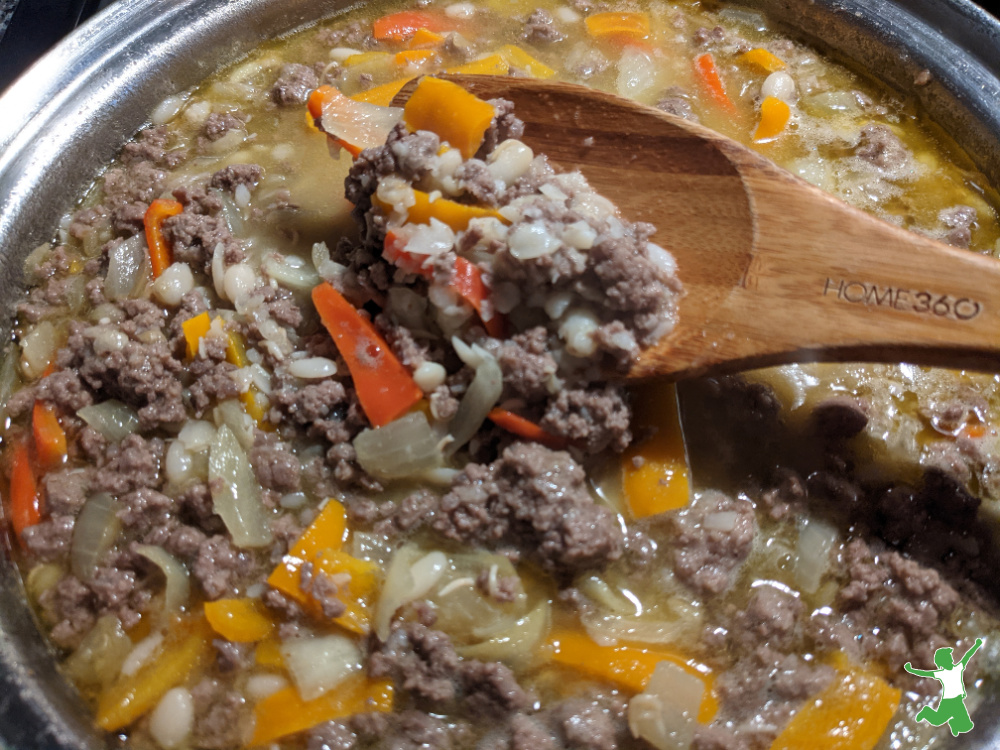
[0,0,998,747]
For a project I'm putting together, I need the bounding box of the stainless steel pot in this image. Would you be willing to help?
[1,0,999,747]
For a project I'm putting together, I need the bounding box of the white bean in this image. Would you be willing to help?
[245,674,289,701]
[761,71,796,103]
[414,361,447,393]
[288,357,339,379]
[329,47,362,62]
[223,263,257,304]
[152,262,195,307]
[165,440,194,485]
[486,140,534,186]
[559,308,600,357]
[149,688,194,750]
[445,2,476,18]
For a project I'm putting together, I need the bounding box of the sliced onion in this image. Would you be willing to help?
[376,544,446,641]
[71,493,121,582]
[63,614,132,689]
[627,661,703,750]
[445,343,502,455]
[262,254,320,292]
[281,633,362,701]
[354,411,444,480]
[77,400,140,442]
[616,45,659,100]
[311,241,347,284]
[120,632,164,677]
[795,516,839,594]
[209,425,273,547]
[317,95,403,156]
[20,320,57,378]
[135,544,190,614]
[212,399,255,451]
[0,353,22,423]
[106,235,150,301]
[458,601,549,668]
[582,612,698,647]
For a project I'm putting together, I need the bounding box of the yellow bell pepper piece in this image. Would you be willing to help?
[343,51,393,68]
[250,676,394,745]
[407,28,446,49]
[372,189,509,232]
[754,96,791,142]
[181,312,211,359]
[395,49,436,67]
[622,384,690,518]
[403,76,497,158]
[496,44,556,79]
[585,12,651,41]
[351,77,416,107]
[769,665,900,750]
[255,637,285,668]
[445,54,510,78]
[224,330,248,367]
[96,616,212,731]
[268,499,348,596]
[547,629,717,723]
[742,48,787,72]
[204,598,275,642]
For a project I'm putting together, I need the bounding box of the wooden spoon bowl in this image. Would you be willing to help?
[418,75,1000,381]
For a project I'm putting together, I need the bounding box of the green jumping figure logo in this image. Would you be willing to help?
[903,638,984,736]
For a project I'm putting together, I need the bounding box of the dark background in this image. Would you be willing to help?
[0,0,998,92]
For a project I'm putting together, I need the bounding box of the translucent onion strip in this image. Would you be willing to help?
[354,411,443,480]
[77,401,140,442]
[208,425,273,547]
[280,633,362,701]
[446,341,503,454]
[135,545,190,614]
[71,494,121,582]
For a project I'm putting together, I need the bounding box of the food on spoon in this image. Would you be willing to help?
[3,2,1000,750]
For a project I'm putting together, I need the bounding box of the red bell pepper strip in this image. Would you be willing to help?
[9,439,41,537]
[373,10,453,41]
[32,401,66,470]
[143,198,183,278]
[312,282,423,427]
[487,408,568,450]
[452,257,505,338]
[694,53,736,113]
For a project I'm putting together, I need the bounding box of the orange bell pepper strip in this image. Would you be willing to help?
[351,77,416,107]
[694,53,736,113]
[32,401,66,470]
[373,189,509,233]
[742,48,786,72]
[251,676,393,745]
[585,12,651,42]
[407,28,446,49]
[622,384,691,518]
[496,45,556,79]
[445,54,510,77]
[488,409,567,449]
[547,629,718,723]
[143,198,183,279]
[373,10,453,41]
[268,499,348,596]
[180,311,211,359]
[769,664,900,750]
[452,257,506,338]
[204,598,276,642]
[9,439,41,538]
[311,549,382,634]
[255,637,285,668]
[403,77,496,159]
[395,49,436,68]
[96,615,213,731]
[753,96,791,143]
[312,283,422,427]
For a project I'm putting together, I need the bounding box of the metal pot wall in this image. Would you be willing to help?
[0,0,999,747]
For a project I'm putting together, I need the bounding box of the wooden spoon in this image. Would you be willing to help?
[405,75,1000,381]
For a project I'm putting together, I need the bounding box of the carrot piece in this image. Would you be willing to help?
[32,401,66,469]
[373,10,452,41]
[694,53,736,112]
[444,54,510,77]
[769,665,900,750]
[452,257,506,337]
[406,28,446,49]
[584,12,651,41]
[496,44,556,79]
[753,96,791,142]
[96,616,212,731]
[9,439,41,538]
[351,77,416,107]
[547,629,718,723]
[403,77,497,159]
[742,47,786,72]
[488,408,567,449]
[251,675,392,745]
[622,385,691,518]
[181,311,212,359]
[312,283,423,427]
[204,598,276,642]
[143,198,183,279]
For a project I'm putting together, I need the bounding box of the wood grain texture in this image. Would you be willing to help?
[402,76,1000,380]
